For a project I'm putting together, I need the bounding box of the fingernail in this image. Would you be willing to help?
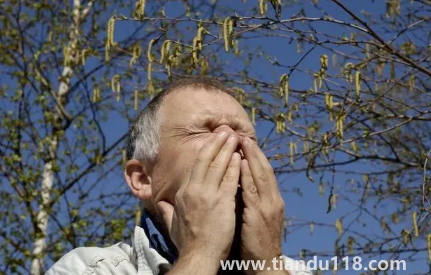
[228,135,236,142]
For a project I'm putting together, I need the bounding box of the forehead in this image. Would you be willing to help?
[160,87,253,129]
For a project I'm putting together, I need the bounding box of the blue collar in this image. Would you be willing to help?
[140,211,177,264]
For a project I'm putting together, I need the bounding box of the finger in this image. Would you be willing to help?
[204,134,240,190]
[246,138,279,194]
[240,159,259,206]
[241,137,272,200]
[188,131,230,185]
[156,200,174,233]
[219,152,241,196]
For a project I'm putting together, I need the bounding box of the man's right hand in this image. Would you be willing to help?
[157,131,241,273]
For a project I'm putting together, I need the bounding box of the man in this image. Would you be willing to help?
[47,77,311,275]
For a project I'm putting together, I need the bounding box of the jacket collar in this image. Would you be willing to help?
[140,210,177,264]
[132,225,171,274]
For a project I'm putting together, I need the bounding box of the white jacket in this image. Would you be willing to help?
[46,226,311,275]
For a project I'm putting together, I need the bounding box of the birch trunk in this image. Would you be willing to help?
[30,139,58,274]
[30,0,91,273]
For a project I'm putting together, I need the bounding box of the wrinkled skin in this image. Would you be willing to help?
[125,88,287,275]
[151,88,255,214]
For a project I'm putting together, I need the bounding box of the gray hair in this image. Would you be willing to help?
[125,76,232,164]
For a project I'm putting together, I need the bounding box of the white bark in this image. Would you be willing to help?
[30,139,58,274]
[30,0,92,273]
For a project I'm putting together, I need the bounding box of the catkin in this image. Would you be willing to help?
[251,107,256,125]
[332,54,337,68]
[234,40,239,55]
[402,230,409,245]
[350,140,359,154]
[105,44,110,62]
[319,181,324,196]
[223,18,229,52]
[287,110,292,124]
[322,134,329,156]
[332,194,338,209]
[111,75,121,101]
[166,62,171,77]
[427,234,431,262]
[137,0,146,18]
[92,85,100,103]
[116,91,120,102]
[289,141,294,165]
[347,237,354,255]
[276,114,285,134]
[392,213,399,223]
[200,58,209,73]
[63,45,69,67]
[148,81,155,99]
[344,63,354,83]
[81,49,88,66]
[335,219,343,236]
[173,43,182,66]
[160,40,171,64]
[390,61,395,78]
[313,73,319,93]
[192,37,199,64]
[223,17,233,52]
[365,43,371,59]
[147,39,156,63]
[296,39,303,53]
[279,74,289,105]
[92,88,96,103]
[381,218,388,233]
[320,54,328,73]
[409,75,415,91]
[147,62,152,81]
[412,212,419,237]
[303,140,309,154]
[134,89,138,110]
[130,44,141,67]
[111,75,120,93]
[355,70,361,99]
[259,0,267,16]
[106,17,116,51]
[197,25,204,51]
[336,114,344,140]
[325,92,333,121]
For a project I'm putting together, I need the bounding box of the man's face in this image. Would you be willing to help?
[149,87,256,213]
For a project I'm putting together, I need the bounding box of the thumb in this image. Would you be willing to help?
[156,200,174,233]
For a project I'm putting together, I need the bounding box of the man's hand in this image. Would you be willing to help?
[240,137,288,275]
[157,131,241,274]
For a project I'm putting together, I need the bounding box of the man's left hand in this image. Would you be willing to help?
[239,137,288,275]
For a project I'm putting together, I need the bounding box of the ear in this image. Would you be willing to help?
[124,159,152,200]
